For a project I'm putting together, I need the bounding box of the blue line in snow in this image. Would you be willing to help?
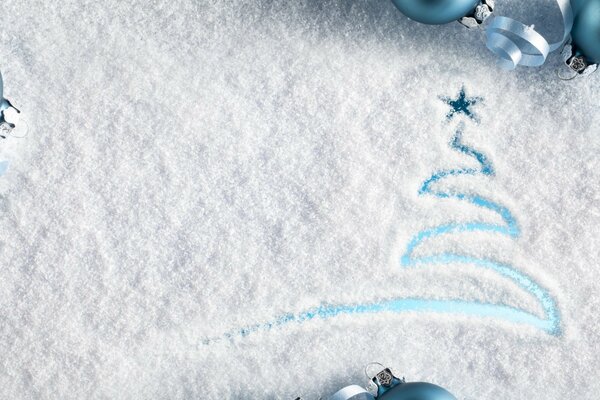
[399,123,558,335]
[203,123,560,345]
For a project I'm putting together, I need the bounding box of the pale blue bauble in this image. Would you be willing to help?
[570,0,587,14]
[0,72,14,119]
[390,0,480,25]
[571,0,600,63]
[379,382,457,400]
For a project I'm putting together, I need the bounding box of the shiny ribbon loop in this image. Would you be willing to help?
[328,385,374,400]
[485,0,573,69]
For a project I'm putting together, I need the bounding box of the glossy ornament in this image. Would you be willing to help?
[390,0,480,25]
[571,0,590,15]
[370,367,458,400]
[378,382,457,400]
[311,365,459,400]
[0,71,19,130]
[571,0,600,64]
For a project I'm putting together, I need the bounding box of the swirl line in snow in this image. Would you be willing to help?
[400,123,559,335]
[202,124,560,345]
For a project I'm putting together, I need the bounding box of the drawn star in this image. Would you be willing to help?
[440,87,483,123]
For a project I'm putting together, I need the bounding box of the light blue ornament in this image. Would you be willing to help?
[571,0,600,63]
[0,71,20,130]
[377,382,457,400]
[321,365,459,400]
[571,0,589,15]
[371,367,457,400]
[390,0,481,25]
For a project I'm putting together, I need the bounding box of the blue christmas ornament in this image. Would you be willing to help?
[390,0,481,25]
[376,382,456,400]
[317,365,458,400]
[0,71,20,133]
[559,0,600,78]
[571,0,590,15]
[371,368,457,400]
[571,0,600,64]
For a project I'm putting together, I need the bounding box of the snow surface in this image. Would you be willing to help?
[1,0,600,399]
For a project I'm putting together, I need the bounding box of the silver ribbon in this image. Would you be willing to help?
[328,385,374,400]
[485,0,573,69]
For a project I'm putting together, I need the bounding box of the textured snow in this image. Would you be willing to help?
[1,0,600,398]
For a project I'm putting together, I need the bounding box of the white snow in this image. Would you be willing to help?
[0,0,599,399]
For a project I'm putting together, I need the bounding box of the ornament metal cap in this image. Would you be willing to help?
[558,42,598,80]
[0,71,22,138]
[459,0,495,29]
[364,363,405,398]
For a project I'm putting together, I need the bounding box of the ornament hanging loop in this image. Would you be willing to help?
[556,67,579,81]
[364,362,387,380]
[9,119,28,138]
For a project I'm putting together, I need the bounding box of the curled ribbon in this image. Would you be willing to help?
[328,385,373,400]
[485,0,573,69]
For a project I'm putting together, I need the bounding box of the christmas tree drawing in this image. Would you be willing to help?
[399,87,560,336]
[202,88,560,345]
